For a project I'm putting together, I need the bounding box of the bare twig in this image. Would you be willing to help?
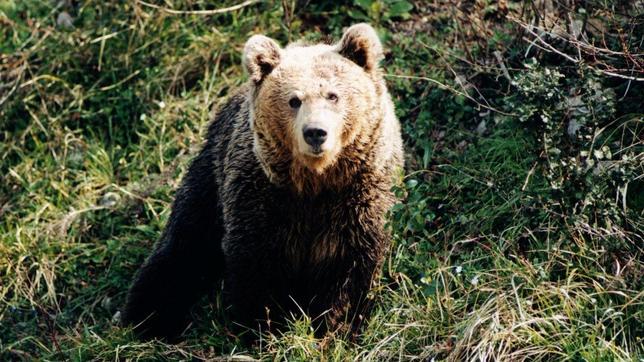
[510,17,644,81]
[619,37,644,100]
[136,0,261,16]
[385,74,516,116]
[493,50,512,82]
[522,162,538,191]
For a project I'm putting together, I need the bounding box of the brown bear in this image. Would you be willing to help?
[121,23,403,341]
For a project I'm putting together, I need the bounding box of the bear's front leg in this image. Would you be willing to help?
[222,234,289,339]
[316,191,393,339]
[320,250,383,339]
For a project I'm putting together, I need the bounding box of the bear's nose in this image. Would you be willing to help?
[303,126,327,148]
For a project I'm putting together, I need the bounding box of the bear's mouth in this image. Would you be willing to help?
[308,146,324,156]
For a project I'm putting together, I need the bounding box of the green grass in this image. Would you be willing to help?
[1,0,642,360]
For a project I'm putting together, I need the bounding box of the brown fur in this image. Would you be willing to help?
[122,24,403,341]
[247,25,398,195]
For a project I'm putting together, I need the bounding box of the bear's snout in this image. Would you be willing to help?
[302,126,328,151]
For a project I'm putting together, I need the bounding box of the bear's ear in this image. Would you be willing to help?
[243,35,282,84]
[336,23,383,73]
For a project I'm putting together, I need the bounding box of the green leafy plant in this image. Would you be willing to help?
[502,59,640,230]
[349,0,413,25]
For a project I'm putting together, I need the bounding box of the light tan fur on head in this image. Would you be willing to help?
[336,23,384,74]
[243,24,398,194]
[243,35,282,84]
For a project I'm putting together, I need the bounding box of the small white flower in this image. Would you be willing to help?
[158,101,166,109]
[455,266,462,274]
[593,149,604,159]
[471,275,479,286]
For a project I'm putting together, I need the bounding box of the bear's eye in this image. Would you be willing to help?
[288,97,302,109]
[327,92,338,102]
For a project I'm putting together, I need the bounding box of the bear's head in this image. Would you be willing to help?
[243,24,388,193]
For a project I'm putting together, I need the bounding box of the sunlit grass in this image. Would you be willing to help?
[1,0,642,360]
